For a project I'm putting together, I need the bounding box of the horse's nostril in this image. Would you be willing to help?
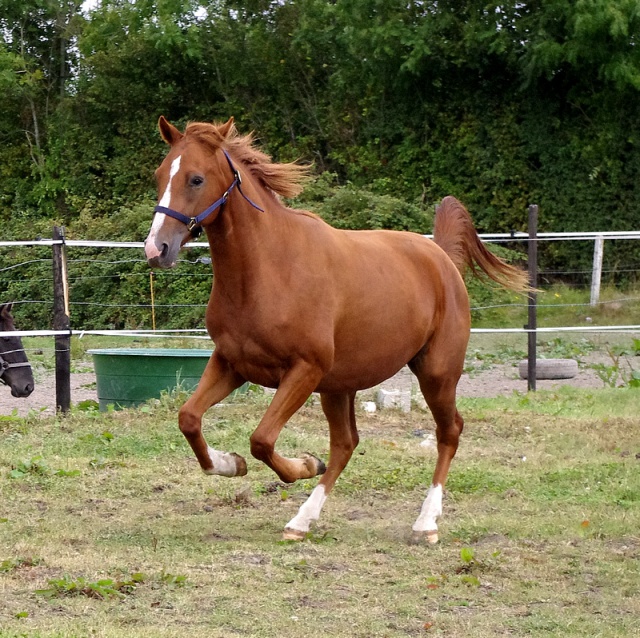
[160,243,169,258]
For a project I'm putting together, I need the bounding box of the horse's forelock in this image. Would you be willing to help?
[184,122,227,150]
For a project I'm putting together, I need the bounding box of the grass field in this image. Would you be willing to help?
[1,383,638,637]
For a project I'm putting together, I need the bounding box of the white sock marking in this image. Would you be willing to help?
[412,484,443,533]
[203,446,239,477]
[285,485,327,533]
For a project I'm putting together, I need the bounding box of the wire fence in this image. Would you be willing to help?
[1,232,639,338]
[1,229,638,410]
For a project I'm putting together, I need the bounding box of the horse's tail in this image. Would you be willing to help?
[434,196,530,292]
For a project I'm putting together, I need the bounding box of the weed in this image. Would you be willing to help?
[589,345,640,388]
[0,557,42,573]
[159,570,188,588]
[8,456,81,479]
[460,547,475,565]
[75,399,100,412]
[8,456,51,479]
[539,337,596,360]
[35,573,145,600]
[591,363,621,388]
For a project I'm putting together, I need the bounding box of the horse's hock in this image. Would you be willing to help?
[518,358,578,380]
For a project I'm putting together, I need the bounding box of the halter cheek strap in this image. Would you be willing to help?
[154,150,264,238]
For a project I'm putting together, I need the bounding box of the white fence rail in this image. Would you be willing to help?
[1,229,638,410]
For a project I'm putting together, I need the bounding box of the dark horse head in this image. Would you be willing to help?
[0,303,34,397]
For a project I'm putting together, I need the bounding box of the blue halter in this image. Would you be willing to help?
[154,150,264,238]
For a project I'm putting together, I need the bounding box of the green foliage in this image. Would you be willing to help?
[293,173,433,233]
[0,0,639,334]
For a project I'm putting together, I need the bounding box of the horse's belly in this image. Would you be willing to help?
[316,363,406,393]
[317,335,424,392]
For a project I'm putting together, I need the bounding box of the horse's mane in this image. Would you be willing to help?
[184,121,311,202]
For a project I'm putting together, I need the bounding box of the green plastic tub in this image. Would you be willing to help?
[89,348,217,410]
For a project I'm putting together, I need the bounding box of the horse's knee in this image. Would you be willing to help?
[178,405,201,438]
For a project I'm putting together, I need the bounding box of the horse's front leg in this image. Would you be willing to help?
[249,359,326,483]
[179,351,247,477]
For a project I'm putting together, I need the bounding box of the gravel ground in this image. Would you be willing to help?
[1,355,615,418]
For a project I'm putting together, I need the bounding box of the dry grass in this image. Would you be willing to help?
[1,388,639,637]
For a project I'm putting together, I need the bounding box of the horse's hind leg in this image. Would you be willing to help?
[409,345,466,544]
[283,392,358,540]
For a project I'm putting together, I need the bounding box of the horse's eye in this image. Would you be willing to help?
[190,176,204,187]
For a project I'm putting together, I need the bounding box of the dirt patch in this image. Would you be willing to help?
[1,369,97,417]
[0,356,615,418]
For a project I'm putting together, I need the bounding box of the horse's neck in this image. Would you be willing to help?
[206,195,292,291]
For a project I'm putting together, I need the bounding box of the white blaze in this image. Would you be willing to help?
[147,155,182,245]
[160,155,182,207]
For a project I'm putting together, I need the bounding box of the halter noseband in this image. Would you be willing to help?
[0,354,31,385]
[153,150,264,238]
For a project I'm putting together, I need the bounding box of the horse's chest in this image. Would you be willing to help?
[212,330,287,388]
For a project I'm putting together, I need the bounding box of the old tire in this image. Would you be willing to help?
[518,359,578,380]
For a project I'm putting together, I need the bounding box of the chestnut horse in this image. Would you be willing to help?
[145,117,529,543]
[0,303,34,398]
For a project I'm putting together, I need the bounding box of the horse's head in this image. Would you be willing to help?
[144,116,237,269]
[0,303,34,398]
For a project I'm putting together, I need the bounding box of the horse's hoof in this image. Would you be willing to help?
[409,530,439,545]
[232,453,248,476]
[282,527,306,541]
[302,453,326,476]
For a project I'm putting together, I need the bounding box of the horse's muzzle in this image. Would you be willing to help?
[12,382,33,398]
[144,239,176,269]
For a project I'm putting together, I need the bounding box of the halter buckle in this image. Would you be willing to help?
[187,218,198,232]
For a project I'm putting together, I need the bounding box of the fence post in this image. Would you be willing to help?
[52,226,71,413]
[590,235,604,307]
[527,205,538,392]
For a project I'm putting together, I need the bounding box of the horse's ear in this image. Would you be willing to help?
[158,116,183,145]
[0,303,10,317]
[217,117,235,139]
